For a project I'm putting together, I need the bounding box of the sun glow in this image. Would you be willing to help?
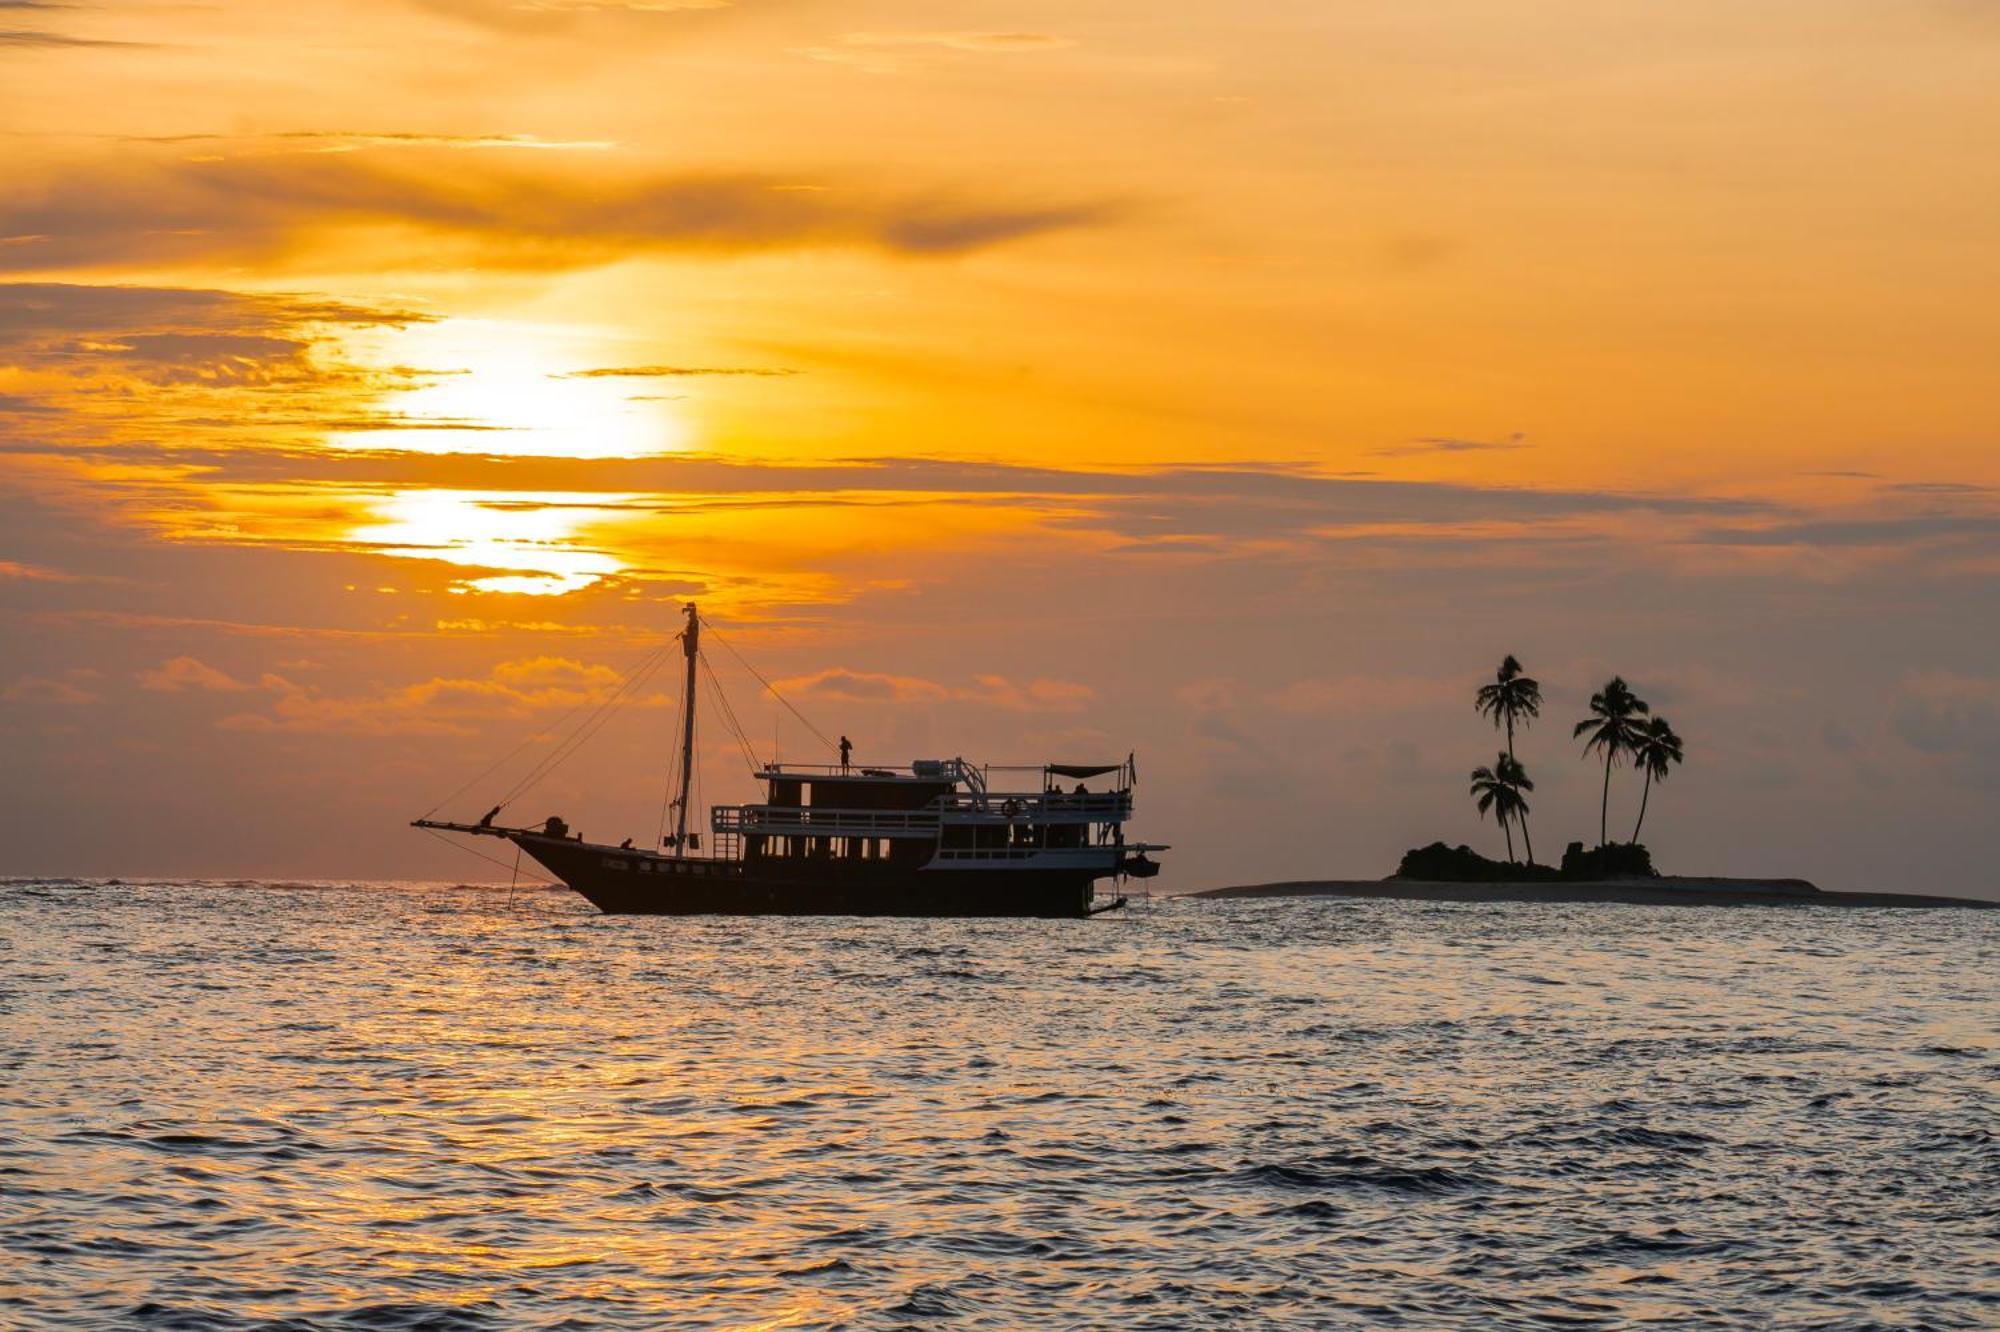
[335,320,685,460]
[348,489,632,595]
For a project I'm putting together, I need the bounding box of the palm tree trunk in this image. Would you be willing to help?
[1632,770,1653,844]
[1502,815,1515,863]
[1599,751,1613,847]
[1505,717,1533,863]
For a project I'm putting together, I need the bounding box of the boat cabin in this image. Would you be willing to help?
[712,758,1135,868]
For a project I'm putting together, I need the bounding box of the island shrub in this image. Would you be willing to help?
[1393,840,1660,882]
[1394,842,1562,883]
[1559,841,1658,879]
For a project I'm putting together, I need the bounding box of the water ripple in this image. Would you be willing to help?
[1,882,1996,1328]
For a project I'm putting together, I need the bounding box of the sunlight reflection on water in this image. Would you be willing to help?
[1,884,1996,1329]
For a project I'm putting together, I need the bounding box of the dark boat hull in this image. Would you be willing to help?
[512,834,1111,918]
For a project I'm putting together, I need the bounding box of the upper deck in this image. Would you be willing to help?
[711,758,1135,844]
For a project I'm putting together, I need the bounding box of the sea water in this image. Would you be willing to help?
[2,881,1995,1329]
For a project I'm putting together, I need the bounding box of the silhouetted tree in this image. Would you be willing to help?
[1470,753,1529,863]
[1574,677,1650,847]
[1630,715,1684,844]
[1475,655,1542,862]
[1499,752,1535,861]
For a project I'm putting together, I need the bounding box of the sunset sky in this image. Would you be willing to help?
[3,0,1996,894]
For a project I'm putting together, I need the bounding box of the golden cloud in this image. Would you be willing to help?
[776,667,1095,713]
[216,655,665,735]
[135,655,253,692]
[1,670,100,705]
[0,151,1113,274]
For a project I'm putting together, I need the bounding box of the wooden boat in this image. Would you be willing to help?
[415,605,1164,917]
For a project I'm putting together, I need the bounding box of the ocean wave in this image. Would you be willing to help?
[1,883,1993,1329]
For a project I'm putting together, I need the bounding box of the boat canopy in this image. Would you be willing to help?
[1048,763,1123,779]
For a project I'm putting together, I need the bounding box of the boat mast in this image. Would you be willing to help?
[674,602,699,855]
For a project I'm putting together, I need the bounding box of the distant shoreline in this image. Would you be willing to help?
[1184,877,1998,910]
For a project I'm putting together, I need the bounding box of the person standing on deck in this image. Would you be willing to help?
[839,735,853,772]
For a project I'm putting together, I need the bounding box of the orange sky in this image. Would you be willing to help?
[2,1,1996,893]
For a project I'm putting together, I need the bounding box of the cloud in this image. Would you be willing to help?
[799,30,1075,73]
[0,153,1112,272]
[487,656,620,689]
[2,670,99,705]
[56,331,320,386]
[0,28,145,48]
[1883,481,1993,496]
[216,656,663,735]
[969,675,1095,712]
[837,31,1075,53]
[511,0,729,10]
[550,364,796,379]
[1697,514,2000,548]
[0,282,428,349]
[778,667,1094,713]
[0,558,86,581]
[776,668,946,704]
[407,0,729,31]
[1373,433,1529,458]
[136,655,252,692]
[116,131,617,155]
[0,282,434,445]
[6,444,1794,595]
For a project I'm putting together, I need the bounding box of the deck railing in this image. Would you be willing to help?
[712,807,942,838]
[944,792,1131,818]
[711,792,1131,839]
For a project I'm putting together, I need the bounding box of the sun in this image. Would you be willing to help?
[331,318,686,460]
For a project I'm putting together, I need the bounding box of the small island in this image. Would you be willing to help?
[1189,844,1997,910]
[1192,658,1996,911]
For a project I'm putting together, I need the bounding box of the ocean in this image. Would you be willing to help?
[3,881,1996,1329]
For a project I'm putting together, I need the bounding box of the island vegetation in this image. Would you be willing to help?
[1422,656,1687,884]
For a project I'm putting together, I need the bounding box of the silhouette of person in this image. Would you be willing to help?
[620,838,633,849]
[839,735,853,772]
[543,815,568,839]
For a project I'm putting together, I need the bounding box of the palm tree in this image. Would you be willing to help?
[1629,716,1684,844]
[1574,676,1650,846]
[1499,752,1535,862]
[1469,753,1528,863]
[1475,655,1542,861]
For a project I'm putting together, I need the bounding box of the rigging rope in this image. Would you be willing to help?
[419,635,676,820]
[706,624,839,756]
[418,825,558,886]
[700,651,765,778]
[491,638,677,811]
[690,725,704,856]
